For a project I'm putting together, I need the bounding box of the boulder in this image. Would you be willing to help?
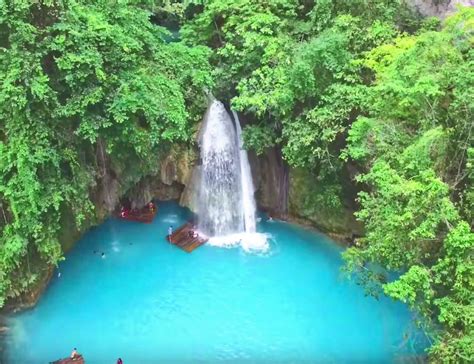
[408,0,473,18]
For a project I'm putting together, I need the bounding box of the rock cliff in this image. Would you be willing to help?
[408,0,473,18]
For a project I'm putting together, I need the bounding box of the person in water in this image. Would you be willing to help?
[117,358,123,364]
[168,225,173,236]
[101,252,105,259]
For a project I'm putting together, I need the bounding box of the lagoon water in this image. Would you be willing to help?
[5,201,427,363]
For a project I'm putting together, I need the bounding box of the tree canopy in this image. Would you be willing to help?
[182,1,473,362]
[0,0,212,307]
[1,1,473,362]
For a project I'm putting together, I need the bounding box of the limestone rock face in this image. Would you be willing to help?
[288,168,363,240]
[55,142,197,257]
[156,145,199,211]
[126,145,197,209]
[248,147,362,240]
[160,154,177,186]
[92,140,122,219]
[249,147,289,218]
[408,0,473,18]
[128,177,183,207]
[180,165,200,213]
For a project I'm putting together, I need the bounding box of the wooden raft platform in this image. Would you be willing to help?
[50,355,84,364]
[117,205,157,223]
[168,223,208,253]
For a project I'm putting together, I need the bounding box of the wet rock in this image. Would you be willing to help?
[180,165,200,213]
[250,147,289,219]
[160,154,177,186]
[288,167,363,242]
[2,265,54,314]
[408,0,473,18]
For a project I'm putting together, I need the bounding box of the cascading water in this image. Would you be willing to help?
[198,100,244,236]
[233,110,256,233]
[197,100,267,252]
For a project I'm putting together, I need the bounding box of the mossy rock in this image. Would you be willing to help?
[289,168,362,238]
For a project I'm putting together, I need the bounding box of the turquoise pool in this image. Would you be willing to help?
[5,201,427,363]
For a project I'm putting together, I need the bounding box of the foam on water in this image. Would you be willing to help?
[233,110,257,234]
[197,100,244,236]
[197,100,262,250]
[207,232,270,253]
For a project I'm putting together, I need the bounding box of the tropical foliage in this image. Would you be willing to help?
[343,8,474,361]
[1,0,473,362]
[0,0,212,307]
[182,1,473,362]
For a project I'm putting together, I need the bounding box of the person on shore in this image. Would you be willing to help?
[70,348,78,359]
[168,225,173,243]
[120,206,128,218]
[148,202,155,211]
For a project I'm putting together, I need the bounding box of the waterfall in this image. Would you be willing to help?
[197,100,268,252]
[233,110,256,233]
[198,100,244,236]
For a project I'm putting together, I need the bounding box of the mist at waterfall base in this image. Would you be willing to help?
[197,100,268,252]
[5,202,428,363]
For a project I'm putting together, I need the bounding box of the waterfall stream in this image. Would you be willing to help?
[197,100,244,236]
[197,100,267,252]
[233,110,256,233]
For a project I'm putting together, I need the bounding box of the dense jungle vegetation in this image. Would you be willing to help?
[1,1,473,362]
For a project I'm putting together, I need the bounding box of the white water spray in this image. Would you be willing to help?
[233,110,256,233]
[198,100,244,236]
[198,100,268,252]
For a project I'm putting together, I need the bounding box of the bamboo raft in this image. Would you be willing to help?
[168,223,208,253]
[117,204,157,223]
[50,355,84,364]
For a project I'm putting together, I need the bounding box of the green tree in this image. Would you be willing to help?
[182,0,418,215]
[184,1,473,361]
[343,8,474,362]
[0,0,212,307]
